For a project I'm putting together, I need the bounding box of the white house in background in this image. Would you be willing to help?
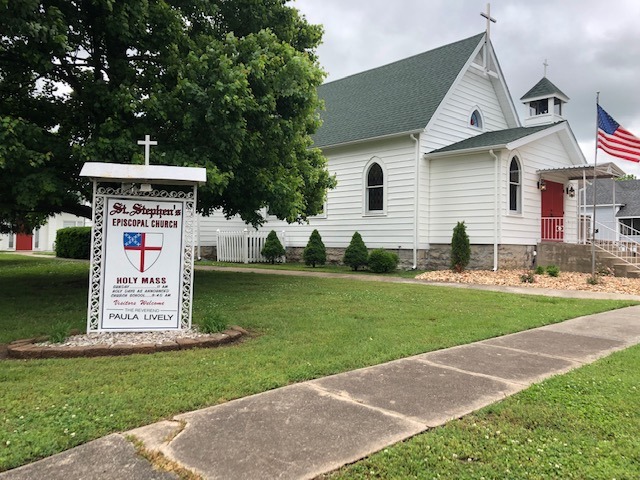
[0,213,90,252]
[196,32,620,269]
[584,179,640,242]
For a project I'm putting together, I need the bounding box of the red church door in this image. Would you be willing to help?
[541,181,564,241]
[15,233,33,251]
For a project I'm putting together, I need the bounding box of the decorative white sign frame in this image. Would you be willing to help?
[87,186,197,332]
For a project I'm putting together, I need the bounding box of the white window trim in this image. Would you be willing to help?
[468,106,485,131]
[311,200,328,219]
[363,157,387,217]
[508,154,523,216]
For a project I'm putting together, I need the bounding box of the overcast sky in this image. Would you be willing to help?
[294,0,640,176]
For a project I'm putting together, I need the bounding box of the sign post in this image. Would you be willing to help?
[80,138,206,332]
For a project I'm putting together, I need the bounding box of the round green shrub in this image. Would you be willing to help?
[368,249,398,273]
[343,232,368,271]
[546,265,560,277]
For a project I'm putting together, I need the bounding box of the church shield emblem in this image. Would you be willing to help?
[123,232,163,272]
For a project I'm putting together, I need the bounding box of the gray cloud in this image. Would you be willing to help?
[294,0,640,175]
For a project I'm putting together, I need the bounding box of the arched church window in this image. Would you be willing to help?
[366,162,384,212]
[509,157,522,213]
[470,109,483,129]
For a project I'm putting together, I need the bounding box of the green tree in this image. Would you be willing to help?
[303,229,326,267]
[343,232,368,271]
[261,230,285,264]
[450,221,471,272]
[0,0,335,233]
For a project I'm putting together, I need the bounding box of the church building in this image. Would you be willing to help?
[197,31,621,270]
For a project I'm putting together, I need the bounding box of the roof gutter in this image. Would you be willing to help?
[425,144,507,160]
[316,129,424,151]
[410,133,420,269]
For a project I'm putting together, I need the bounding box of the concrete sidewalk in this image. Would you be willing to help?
[2,305,640,480]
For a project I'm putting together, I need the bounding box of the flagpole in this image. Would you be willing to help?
[591,92,600,277]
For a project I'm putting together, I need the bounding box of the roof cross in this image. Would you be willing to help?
[480,3,497,71]
[137,135,157,166]
[543,58,549,77]
[480,3,497,43]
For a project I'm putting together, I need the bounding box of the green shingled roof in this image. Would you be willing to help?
[428,123,559,155]
[520,77,569,102]
[312,33,485,148]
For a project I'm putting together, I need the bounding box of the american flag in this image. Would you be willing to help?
[597,105,640,163]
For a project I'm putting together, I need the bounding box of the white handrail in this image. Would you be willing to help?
[591,221,640,269]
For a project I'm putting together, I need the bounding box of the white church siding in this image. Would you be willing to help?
[501,134,580,245]
[423,64,512,153]
[428,153,497,245]
[499,146,541,246]
[197,135,419,251]
[416,61,514,250]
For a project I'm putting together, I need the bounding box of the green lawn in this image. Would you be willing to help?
[0,253,637,472]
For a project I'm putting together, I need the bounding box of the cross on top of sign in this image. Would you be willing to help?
[137,135,157,166]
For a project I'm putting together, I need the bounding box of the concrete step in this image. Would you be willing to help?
[612,263,640,278]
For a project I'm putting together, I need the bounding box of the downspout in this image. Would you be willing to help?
[410,133,420,269]
[489,149,500,271]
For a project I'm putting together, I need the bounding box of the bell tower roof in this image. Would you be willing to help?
[521,75,569,127]
[521,76,569,103]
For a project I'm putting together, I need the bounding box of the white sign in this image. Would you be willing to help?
[101,197,184,330]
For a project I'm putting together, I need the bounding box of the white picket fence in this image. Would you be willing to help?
[216,229,286,263]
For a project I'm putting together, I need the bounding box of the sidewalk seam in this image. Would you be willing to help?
[304,383,427,428]
[414,357,547,388]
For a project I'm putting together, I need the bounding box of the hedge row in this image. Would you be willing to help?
[55,227,92,259]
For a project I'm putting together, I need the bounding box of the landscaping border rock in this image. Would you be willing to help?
[6,326,247,360]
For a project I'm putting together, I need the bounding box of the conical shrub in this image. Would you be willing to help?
[450,221,471,272]
[303,229,326,267]
[343,232,368,271]
[261,230,285,264]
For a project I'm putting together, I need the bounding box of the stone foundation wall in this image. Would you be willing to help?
[424,244,536,271]
[199,246,216,260]
[536,243,594,273]
[200,243,536,271]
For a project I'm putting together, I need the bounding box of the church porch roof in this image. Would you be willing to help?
[426,123,557,157]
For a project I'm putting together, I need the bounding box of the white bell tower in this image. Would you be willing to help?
[520,63,569,126]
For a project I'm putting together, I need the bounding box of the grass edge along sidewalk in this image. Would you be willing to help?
[326,343,640,480]
[0,254,637,472]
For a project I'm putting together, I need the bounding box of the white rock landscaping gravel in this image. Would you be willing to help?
[416,269,640,295]
[38,328,211,348]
